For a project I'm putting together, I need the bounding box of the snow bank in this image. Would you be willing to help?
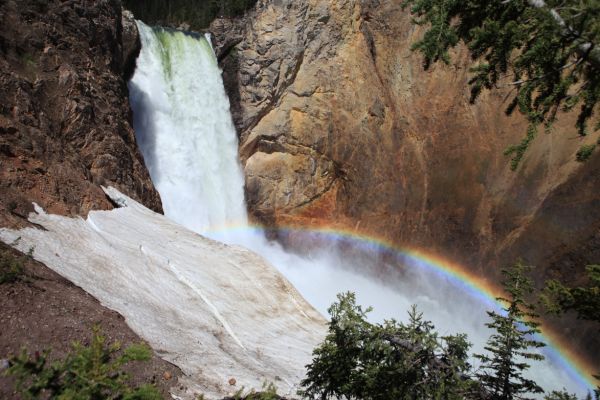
[0,186,326,399]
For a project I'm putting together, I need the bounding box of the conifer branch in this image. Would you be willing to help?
[526,0,600,69]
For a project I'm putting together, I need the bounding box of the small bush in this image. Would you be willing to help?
[544,390,579,400]
[4,327,161,400]
[0,249,26,284]
[576,144,596,162]
[227,382,282,400]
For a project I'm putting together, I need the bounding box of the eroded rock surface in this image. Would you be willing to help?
[213,0,599,280]
[0,0,161,229]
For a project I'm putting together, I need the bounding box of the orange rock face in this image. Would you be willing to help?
[214,0,599,278]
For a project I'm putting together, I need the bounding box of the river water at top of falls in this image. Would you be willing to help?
[127,21,594,397]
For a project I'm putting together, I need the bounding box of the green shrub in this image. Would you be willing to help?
[0,248,26,284]
[576,144,596,162]
[545,390,580,400]
[4,327,161,400]
[227,382,282,400]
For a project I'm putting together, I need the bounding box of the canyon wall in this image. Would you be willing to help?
[0,0,161,229]
[211,0,600,285]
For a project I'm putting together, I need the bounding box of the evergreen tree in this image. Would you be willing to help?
[543,389,596,400]
[300,292,475,400]
[400,0,600,168]
[542,264,600,323]
[475,262,546,400]
[544,390,579,400]
[5,327,160,399]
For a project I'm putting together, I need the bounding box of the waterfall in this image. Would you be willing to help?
[128,21,592,397]
[129,23,247,234]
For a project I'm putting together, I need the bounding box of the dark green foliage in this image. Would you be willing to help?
[544,390,580,400]
[541,265,600,398]
[545,390,598,400]
[300,264,599,400]
[474,262,546,400]
[226,382,283,400]
[300,292,474,400]
[4,327,161,400]
[542,264,600,324]
[123,0,258,30]
[504,124,538,170]
[0,248,26,284]
[401,0,600,167]
[576,144,596,162]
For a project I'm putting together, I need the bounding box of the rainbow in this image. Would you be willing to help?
[206,222,599,393]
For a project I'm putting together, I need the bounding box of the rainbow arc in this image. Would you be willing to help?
[206,222,599,392]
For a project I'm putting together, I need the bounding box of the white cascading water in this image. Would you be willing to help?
[128,21,593,397]
[129,24,247,233]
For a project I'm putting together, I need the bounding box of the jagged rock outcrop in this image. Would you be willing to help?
[0,0,161,229]
[211,0,599,368]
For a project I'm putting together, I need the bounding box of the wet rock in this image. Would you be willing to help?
[121,8,141,81]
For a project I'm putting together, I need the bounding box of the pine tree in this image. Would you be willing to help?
[544,390,579,400]
[5,327,160,399]
[300,292,475,400]
[401,0,600,168]
[542,264,600,323]
[475,262,546,400]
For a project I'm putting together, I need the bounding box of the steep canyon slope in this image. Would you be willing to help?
[0,1,169,396]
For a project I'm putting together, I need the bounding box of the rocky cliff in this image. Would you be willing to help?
[0,0,161,229]
[211,0,599,283]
